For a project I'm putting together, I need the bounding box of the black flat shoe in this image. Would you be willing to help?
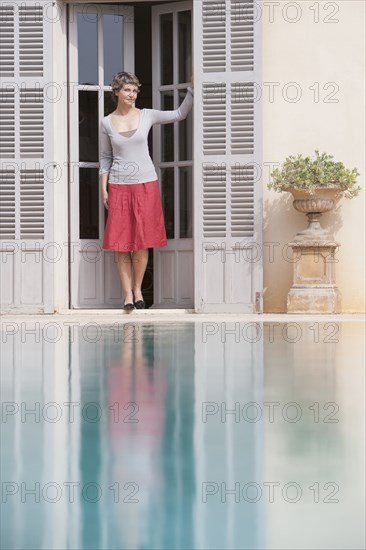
[132,291,145,309]
[123,302,135,311]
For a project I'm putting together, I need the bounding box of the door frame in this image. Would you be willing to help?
[68,4,134,308]
[151,1,194,309]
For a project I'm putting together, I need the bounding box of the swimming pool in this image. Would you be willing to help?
[1,318,365,549]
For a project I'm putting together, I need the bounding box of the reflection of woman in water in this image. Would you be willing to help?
[99,72,194,310]
[107,326,167,548]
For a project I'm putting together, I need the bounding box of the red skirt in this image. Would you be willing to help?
[102,180,168,252]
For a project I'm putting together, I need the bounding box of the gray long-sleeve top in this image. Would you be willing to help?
[99,86,194,184]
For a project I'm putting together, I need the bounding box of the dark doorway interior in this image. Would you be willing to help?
[134,4,154,307]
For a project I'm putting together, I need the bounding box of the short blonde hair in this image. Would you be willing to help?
[111,72,141,105]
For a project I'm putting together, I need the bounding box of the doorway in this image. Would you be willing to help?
[68,2,193,309]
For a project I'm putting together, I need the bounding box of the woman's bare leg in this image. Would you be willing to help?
[131,249,149,301]
[117,251,134,304]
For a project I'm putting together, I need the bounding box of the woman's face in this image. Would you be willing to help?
[115,83,139,107]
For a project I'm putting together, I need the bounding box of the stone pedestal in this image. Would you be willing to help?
[285,188,343,314]
[287,240,341,313]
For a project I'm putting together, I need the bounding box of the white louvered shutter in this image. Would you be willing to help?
[0,1,54,313]
[194,0,263,312]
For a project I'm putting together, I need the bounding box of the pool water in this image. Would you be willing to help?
[1,320,365,550]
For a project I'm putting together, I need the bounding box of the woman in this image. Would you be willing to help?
[99,72,194,311]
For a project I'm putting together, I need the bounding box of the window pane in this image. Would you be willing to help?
[160,14,173,85]
[160,91,174,162]
[104,89,115,116]
[179,166,192,238]
[178,11,191,84]
[77,12,98,85]
[161,168,174,239]
[79,168,99,239]
[178,89,192,161]
[79,91,99,162]
[103,14,124,87]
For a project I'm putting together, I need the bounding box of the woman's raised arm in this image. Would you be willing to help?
[149,86,194,125]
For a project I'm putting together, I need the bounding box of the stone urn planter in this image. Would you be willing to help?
[285,186,343,312]
[267,150,361,313]
[287,185,342,243]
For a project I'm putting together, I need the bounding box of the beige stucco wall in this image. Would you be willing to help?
[262,1,365,312]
